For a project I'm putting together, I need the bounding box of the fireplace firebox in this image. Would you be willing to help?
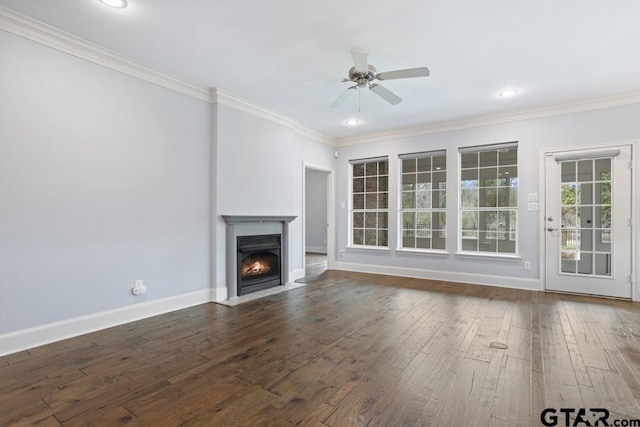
[237,234,281,296]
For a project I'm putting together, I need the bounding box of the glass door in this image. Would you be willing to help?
[544,145,632,298]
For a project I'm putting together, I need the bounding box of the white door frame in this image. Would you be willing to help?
[302,162,335,273]
[538,140,637,301]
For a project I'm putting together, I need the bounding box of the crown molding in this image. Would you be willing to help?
[212,88,298,128]
[337,90,640,146]
[212,88,337,146]
[294,124,338,146]
[0,5,211,102]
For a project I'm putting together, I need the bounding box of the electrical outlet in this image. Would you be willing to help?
[523,261,531,271]
[132,280,147,296]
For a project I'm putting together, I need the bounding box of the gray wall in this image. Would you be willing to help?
[0,31,212,333]
[305,169,328,253]
[335,104,640,292]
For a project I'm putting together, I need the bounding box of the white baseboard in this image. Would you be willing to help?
[0,289,212,357]
[290,268,306,282]
[306,246,327,254]
[333,261,540,291]
[213,286,228,302]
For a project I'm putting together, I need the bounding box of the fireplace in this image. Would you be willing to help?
[222,215,296,300]
[237,234,281,296]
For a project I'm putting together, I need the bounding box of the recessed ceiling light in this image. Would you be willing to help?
[345,119,360,126]
[498,89,519,97]
[99,0,128,8]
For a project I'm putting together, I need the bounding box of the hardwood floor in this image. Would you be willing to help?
[302,252,328,279]
[1,271,640,426]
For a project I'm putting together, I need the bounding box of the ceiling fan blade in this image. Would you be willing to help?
[300,78,348,86]
[330,86,357,108]
[377,67,430,80]
[370,84,402,105]
[351,49,369,73]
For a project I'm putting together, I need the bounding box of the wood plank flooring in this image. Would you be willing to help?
[1,270,640,426]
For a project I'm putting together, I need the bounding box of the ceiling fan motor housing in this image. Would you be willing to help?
[349,65,377,87]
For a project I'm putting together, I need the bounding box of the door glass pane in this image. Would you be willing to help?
[577,252,593,274]
[561,161,576,182]
[557,156,615,278]
[595,183,611,204]
[577,160,593,182]
[561,258,577,273]
[577,183,593,204]
[595,158,611,181]
[595,253,612,276]
[579,206,593,228]
[595,206,611,228]
[561,207,577,227]
[580,229,593,251]
[595,229,612,252]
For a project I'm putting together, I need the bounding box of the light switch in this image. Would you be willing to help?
[527,193,539,202]
[528,202,539,211]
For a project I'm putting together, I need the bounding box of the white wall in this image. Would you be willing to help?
[334,104,640,292]
[305,169,328,253]
[0,31,212,334]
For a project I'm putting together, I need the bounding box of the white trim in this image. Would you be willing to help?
[395,249,450,257]
[302,163,336,272]
[212,88,297,128]
[295,124,337,147]
[454,252,522,261]
[213,286,228,302]
[346,246,392,254]
[632,141,638,302]
[211,89,336,146]
[334,261,540,291]
[0,6,211,102]
[306,246,328,254]
[0,289,211,357]
[337,91,640,147]
[290,268,306,282]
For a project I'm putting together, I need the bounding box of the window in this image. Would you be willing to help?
[400,151,447,250]
[351,157,389,247]
[459,143,518,254]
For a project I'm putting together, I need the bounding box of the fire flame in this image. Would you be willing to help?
[242,260,270,277]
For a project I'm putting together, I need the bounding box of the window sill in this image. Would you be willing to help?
[395,249,450,258]
[455,252,522,262]
[346,245,391,254]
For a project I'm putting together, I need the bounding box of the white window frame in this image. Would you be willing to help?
[458,142,519,256]
[349,157,389,248]
[399,150,447,252]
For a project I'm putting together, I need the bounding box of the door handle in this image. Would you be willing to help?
[547,227,559,232]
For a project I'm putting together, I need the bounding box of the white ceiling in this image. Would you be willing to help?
[2,0,640,140]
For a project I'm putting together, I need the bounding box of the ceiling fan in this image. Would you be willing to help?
[308,50,430,108]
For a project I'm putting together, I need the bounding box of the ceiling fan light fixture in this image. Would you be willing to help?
[99,0,128,8]
[345,119,360,126]
[498,89,519,97]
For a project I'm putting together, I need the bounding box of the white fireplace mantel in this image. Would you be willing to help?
[222,215,297,224]
[221,215,296,300]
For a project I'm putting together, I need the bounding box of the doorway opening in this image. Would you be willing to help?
[303,165,333,279]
